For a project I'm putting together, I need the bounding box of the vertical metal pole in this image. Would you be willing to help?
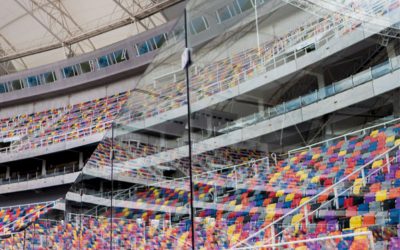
[23,229,26,250]
[386,153,390,173]
[254,0,260,53]
[334,186,339,210]
[33,221,36,250]
[110,123,114,250]
[184,9,196,250]
[271,225,276,250]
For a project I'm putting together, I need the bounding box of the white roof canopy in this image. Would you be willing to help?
[0,0,183,72]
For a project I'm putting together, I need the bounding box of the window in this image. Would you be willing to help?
[11,79,22,90]
[26,76,40,87]
[41,72,56,84]
[0,83,7,93]
[97,55,110,68]
[113,49,129,63]
[135,33,168,56]
[190,16,209,35]
[147,38,157,51]
[62,66,78,78]
[217,5,235,23]
[135,41,150,56]
[80,61,94,74]
[234,0,254,13]
[153,34,167,49]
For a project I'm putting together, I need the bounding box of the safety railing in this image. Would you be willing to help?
[0,121,111,155]
[0,163,78,185]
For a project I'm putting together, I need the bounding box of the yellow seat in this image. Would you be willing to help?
[338,150,347,156]
[376,190,387,202]
[300,197,310,205]
[291,213,303,225]
[353,178,363,195]
[276,190,285,197]
[370,130,379,137]
[386,135,395,143]
[285,193,295,202]
[311,176,320,183]
[266,203,276,220]
[372,159,383,169]
[350,215,362,229]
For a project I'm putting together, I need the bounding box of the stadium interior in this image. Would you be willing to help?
[0,0,400,249]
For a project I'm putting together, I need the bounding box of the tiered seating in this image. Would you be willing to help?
[1,92,128,154]
[4,121,400,249]
[83,122,400,248]
[0,107,66,141]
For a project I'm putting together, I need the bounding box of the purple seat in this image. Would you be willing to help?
[390,237,400,250]
[365,193,375,203]
[327,220,338,232]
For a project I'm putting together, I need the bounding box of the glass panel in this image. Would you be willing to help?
[136,41,150,56]
[153,34,167,49]
[0,83,6,93]
[26,76,39,87]
[391,55,400,70]
[234,0,253,13]
[217,5,234,23]
[334,78,353,93]
[65,12,188,250]
[23,0,399,248]
[62,66,76,78]
[97,55,110,68]
[11,79,22,90]
[302,91,318,105]
[42,71,56,83]
[371,60,391,79]
[353,70,372,86]
[190,16,209,34]
[80,61,93,73]
[147,37,157,51]
[285,97,301,111]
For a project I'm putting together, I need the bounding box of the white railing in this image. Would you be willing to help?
[0,121,111,155]
[0,163,78,185]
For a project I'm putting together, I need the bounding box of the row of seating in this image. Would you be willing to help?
[1,92,128,154]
